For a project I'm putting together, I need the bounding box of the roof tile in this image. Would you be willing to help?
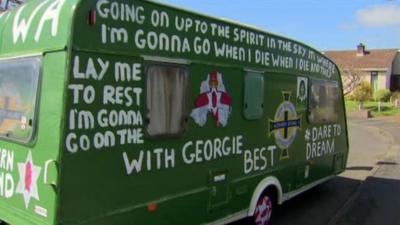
[325,49,399,70]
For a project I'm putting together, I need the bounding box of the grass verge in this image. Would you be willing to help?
[345,100,400,117]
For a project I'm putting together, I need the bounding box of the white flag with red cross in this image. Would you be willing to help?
[190,71,232,127]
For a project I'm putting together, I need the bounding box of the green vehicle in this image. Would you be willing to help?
[0,0,348,224]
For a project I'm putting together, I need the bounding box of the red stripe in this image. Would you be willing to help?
[194,93,209,108]
[220,92,231,105]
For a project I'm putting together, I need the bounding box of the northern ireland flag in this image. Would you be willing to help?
[190,71,232,127]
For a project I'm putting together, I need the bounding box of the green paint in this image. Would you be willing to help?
[0,0,349,224]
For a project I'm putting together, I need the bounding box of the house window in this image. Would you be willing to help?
[308,80,339,124]
[243,72,264,120]
[0,57,41,143]
[146,64,188,137]
[370,71,378,94]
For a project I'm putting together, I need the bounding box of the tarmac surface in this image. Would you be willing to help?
[231,116,400,225]
[332,117,400,225]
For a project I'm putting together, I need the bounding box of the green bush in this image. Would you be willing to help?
[345,94,355,101]
[392,91,400,100]
[353,81,371,103]
[374,89,391,102]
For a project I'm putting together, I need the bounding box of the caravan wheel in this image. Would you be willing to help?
[253,191,275,225]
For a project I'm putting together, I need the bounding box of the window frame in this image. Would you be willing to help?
[144,62,189,138]
[0,56,42,144]
[307,78,340,124]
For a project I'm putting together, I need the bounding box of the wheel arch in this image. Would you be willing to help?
[247,176,283,217]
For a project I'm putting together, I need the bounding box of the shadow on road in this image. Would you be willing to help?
[334,176,400,225]
[376,161,397,165]
[230,176,361,225]
[346,166,374,171]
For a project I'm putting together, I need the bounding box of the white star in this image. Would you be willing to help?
[16,151,41,209]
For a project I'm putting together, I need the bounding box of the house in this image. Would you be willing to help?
[0,0,5,12]
[325,44,400,95]
[0,0,26,12]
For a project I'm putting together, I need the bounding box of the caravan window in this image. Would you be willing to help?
[309,80,339,124]
[0,57,41,142]
[146,64,188,136]
[243,72,264,120]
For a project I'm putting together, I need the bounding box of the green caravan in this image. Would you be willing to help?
[0,0,348,224]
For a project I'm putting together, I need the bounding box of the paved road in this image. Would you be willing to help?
[230,118,396,225]
[341,119,392,181]
[333,118,400,225]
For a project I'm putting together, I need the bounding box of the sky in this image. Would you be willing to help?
[162,0,400,51]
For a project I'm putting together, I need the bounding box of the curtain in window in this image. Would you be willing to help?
[309,81,339,123]
[146,65,187,136]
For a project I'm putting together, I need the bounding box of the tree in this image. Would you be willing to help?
[353,81,371,110]
[341,67,362,96]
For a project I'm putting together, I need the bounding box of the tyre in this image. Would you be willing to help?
[253,190,276,225]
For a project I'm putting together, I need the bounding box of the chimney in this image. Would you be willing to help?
[357,43,366,56]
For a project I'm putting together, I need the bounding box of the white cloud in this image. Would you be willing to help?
[357,4,400,28]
